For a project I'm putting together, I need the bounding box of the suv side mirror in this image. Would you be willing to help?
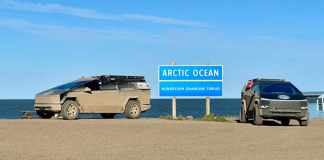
[84,87,91,92]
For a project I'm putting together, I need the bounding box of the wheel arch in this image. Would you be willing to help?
[122,97,142,107]
[61,97,82,111]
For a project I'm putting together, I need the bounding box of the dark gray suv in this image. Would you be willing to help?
[240,79,309,126]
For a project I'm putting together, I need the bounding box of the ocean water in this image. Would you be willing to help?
[0,99,323,119]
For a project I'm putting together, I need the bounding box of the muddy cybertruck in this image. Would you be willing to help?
[34,75,151,120]
[240,79,309,126]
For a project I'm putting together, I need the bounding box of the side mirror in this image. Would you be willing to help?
[84,87,91,92]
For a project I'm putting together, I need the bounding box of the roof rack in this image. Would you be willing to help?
[91,75,145,82]
[252,79,285,82]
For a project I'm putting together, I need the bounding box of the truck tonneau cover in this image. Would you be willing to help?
[91,75,146,82]
[252,78,285,82]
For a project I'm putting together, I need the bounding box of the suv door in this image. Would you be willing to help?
[102,82,120,111]
[248,84,260,110]
[243,88,252,111]
[246,84,259,111]
[78,81,103,111]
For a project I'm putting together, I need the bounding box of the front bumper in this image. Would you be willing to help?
[260,108,308,120]
[34,103,61,112]
[141,104,151,111]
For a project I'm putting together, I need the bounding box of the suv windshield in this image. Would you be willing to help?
[52,81,88,90]
[260,83,301,94]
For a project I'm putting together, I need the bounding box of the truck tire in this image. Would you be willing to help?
[100,113,116,119]
[36,112,54,119]
[299,114,309,126]
[61,100,80,120]
[281,119,290,126]
[240,104,247,123]
[125,100,141,119]
[253,105,263,126]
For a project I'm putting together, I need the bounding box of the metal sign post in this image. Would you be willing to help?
[172,62,176,118]
[206,62,210,115]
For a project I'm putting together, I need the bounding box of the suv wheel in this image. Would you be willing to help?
[101,113,116,119]
[125,100,141,119]
[240,104,247,123]
[299,114,309,126]
[61,100,80,120]
[281,119,290,126]
[36,112,54,119]
[299,120,308,126]
[253,104,263,126]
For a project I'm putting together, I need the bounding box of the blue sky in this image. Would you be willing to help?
[0,0,323,99]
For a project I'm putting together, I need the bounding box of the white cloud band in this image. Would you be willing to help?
[0,0,210,27]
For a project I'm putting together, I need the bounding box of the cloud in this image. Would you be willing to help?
[252,30,266,34]
[1,18,323,59]
[121,14,210,27]
[0,18,168,43]
[0,0,210,27]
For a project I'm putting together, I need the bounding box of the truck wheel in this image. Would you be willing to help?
[240,104,247,123]
[36,112,54,119]
[61,100,80,120]
[299,114,309,126]
[125,100,141,119]
[281,119,290,126]
[253,105,263,125]
[299,120,308,126]
[100,113,116,119]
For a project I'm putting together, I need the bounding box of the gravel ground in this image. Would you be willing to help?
[0,118,323,160]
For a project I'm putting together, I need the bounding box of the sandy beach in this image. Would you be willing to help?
[0,118,324,160]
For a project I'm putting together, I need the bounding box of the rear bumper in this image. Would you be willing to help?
[141,104,151,111]
[34,103,61,112]
[260,108,308,120]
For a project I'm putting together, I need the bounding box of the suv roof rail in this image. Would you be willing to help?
[251,79,285,82]
[91,75,145,82]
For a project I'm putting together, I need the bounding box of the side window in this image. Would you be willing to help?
[72,85,85,92]
[102,82,117,90]
[117,82,135,90]
[245,88,250,93]
[254,85,259,94]
[85,81,101,91]
[251,84,259,94]
[118,82,131,88]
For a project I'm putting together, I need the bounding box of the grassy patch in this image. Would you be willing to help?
[160,114,233,122]
[224,115,239,122]
[198,114,229,122]
[159,115,187,120]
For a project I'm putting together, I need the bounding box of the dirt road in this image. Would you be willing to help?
[0,118,323,159]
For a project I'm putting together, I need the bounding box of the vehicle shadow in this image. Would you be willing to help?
[235,119,300,126]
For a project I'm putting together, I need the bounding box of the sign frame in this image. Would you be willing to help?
[158,65,224,97]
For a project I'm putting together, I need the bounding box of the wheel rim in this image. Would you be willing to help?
[67,103,77,116]
[130,103,139,116]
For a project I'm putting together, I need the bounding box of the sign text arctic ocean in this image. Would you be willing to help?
[159,65,223,97]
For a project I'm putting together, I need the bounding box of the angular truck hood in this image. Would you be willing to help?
[35,90,67,104]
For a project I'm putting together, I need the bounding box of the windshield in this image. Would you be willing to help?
[52,81,88,90]
[260,83,301,94]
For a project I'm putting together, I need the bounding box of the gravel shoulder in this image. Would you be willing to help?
[0,118,323,160]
